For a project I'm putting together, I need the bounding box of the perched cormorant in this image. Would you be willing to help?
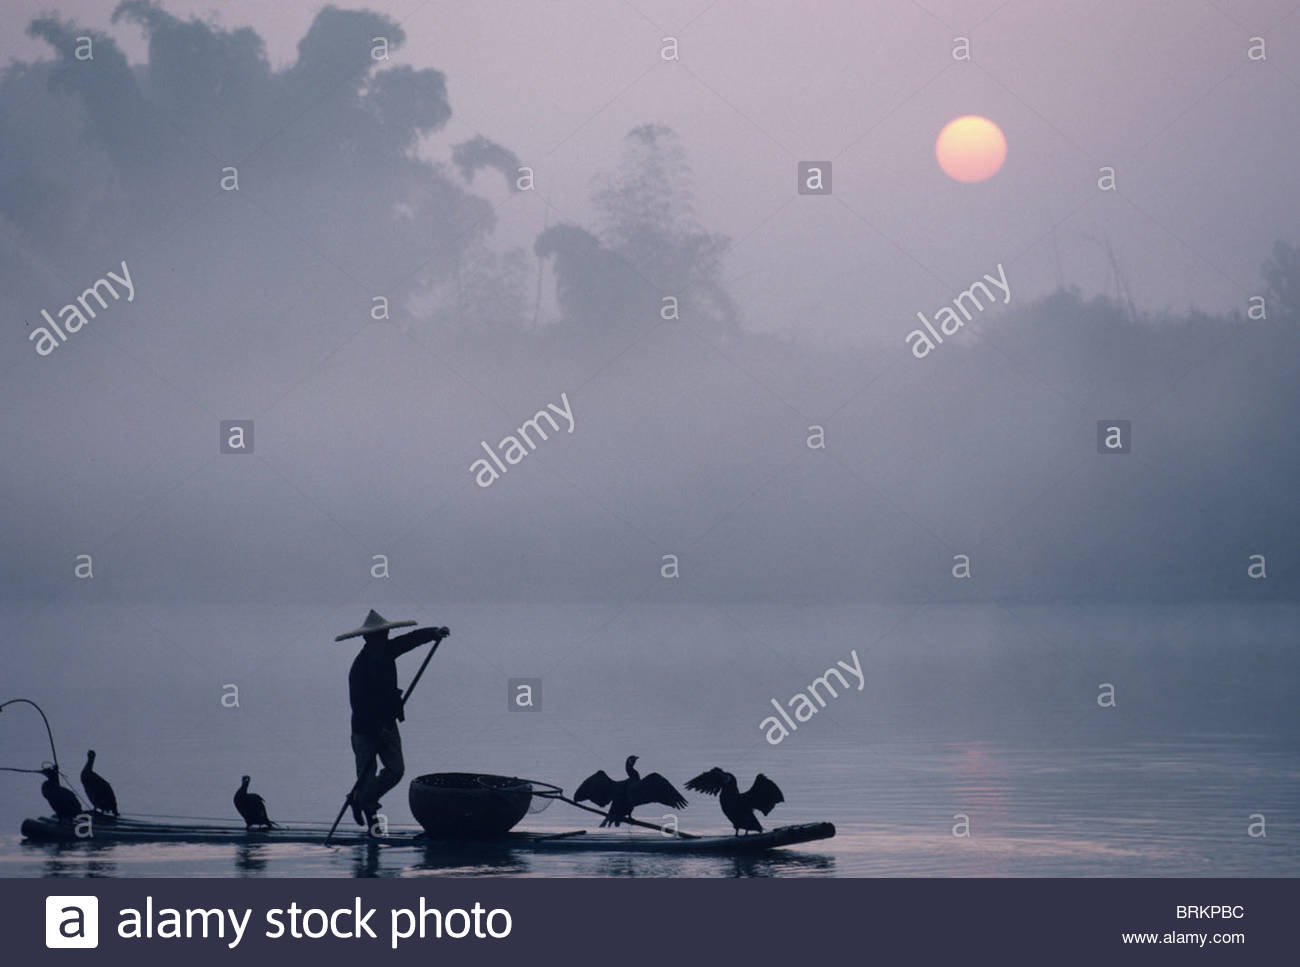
[685,768,784,835]
[80,750,118,816]
[40,766,83,821]
[234,775,277,830]
[574,755,687,827]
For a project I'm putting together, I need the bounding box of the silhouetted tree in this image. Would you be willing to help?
[592,125,738,335]
[535,125,738,336]
[533,223,651,330]
[9,2,489,304]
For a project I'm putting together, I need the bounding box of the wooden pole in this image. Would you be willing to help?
[400,631,446,707]
[546,792,698,839]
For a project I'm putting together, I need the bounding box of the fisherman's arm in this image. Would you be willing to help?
[388,626,448,657]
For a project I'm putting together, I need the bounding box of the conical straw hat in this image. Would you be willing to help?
[335,609,417,641]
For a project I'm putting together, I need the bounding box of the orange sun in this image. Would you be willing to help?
[936,116,1006,183]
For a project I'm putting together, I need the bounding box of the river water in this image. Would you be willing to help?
[0,601,1296,876]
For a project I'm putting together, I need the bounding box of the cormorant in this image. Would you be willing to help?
[685,768,784,835]
[80,750,118,816]
[234,775,277,830]
[40,766,83,821]
[574,755,687,827]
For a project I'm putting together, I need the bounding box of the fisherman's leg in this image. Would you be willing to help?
[370,726,406,802]
[351,731,381,815]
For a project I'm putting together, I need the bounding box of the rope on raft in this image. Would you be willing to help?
[0,698,85,804]
[0,697,62,771]
[119,811,338,826]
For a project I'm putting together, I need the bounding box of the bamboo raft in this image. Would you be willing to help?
[20,814,835,854]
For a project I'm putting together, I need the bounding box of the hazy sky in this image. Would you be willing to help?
[3,0,1297,333]
[2,1,1297,608]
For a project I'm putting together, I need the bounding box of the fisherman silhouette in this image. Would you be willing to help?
[336,610,448,829]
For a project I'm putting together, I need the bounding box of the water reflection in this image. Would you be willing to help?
[39,841,118,877]
[409,840,529,876]
[720,851,835,878]
[350,841,385,878]
[235,844,269,874]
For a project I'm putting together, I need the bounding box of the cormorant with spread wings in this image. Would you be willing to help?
[574,755,687,827]
[686,768,784,835]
